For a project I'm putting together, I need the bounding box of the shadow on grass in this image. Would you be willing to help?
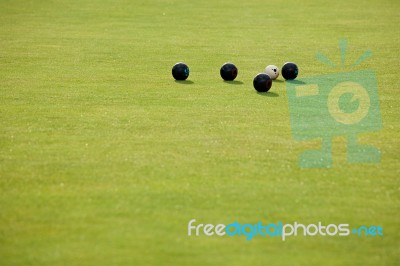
[257,91,279,97]
[286,79,306,85]
[273,79,285,83]
[175,80,194,84]
[223,80,244,85]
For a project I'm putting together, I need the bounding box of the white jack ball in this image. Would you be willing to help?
[265,65,279,80]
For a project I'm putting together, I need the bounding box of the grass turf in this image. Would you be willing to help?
[0,0,399,265]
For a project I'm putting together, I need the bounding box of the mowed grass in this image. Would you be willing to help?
[0,0,399,265]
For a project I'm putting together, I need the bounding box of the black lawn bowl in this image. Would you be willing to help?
[172,62,189,80]
[281,62,298,80]
[220,63,238,81]
[253,73,272,92]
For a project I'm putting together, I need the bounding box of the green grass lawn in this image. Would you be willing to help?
[1,0,399,265]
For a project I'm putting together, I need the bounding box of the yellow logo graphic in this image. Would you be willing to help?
[328,82,370,125]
